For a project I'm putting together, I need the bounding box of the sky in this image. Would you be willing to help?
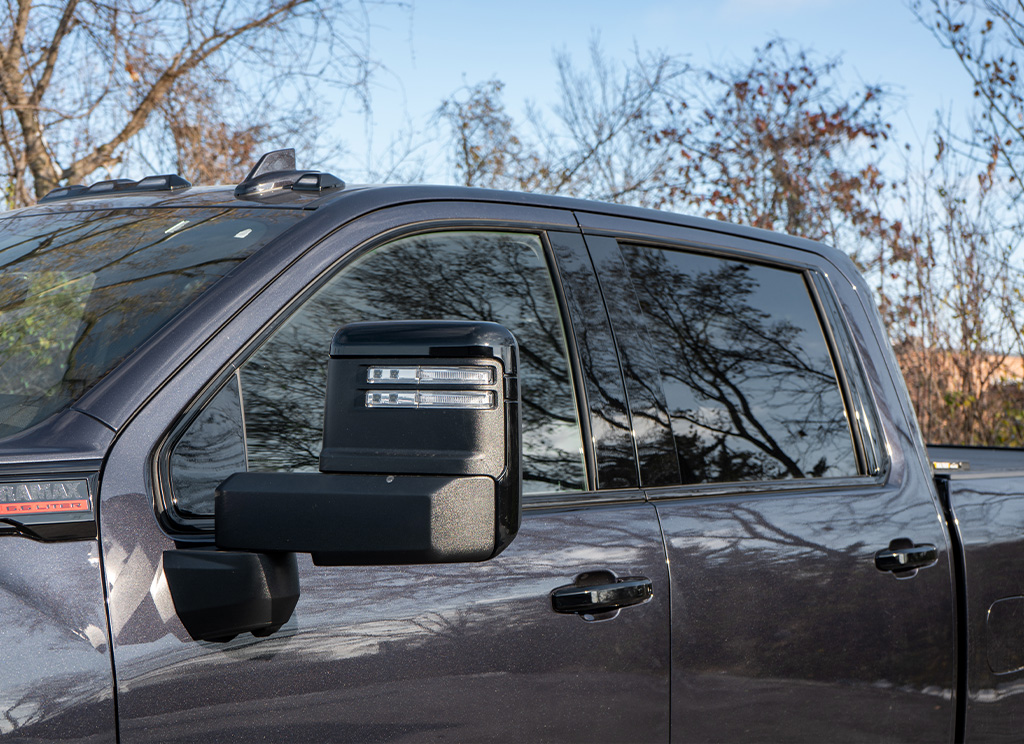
[332,0,975,182]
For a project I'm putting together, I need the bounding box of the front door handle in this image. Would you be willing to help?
[874,539,938,574]
[551,574,653,614]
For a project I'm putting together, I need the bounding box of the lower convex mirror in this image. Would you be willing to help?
[162,550,299,642]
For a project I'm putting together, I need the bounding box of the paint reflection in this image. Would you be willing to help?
[0,539,113,739]
[657,487,956,742]
[109,503,671,742]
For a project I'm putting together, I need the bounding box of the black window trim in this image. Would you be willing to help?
[806,270,889,482]
[538,231,598,493]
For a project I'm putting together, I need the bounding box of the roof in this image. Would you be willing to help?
[2,176,854,274]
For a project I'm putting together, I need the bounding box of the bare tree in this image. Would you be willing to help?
[437,38,1024,446]
[901,0,1024,444]
[663,41,894,258]
[437,79,526,190]
[437,42,687,204]
[439,41,895,253]
[915,0,1024,188]
[880,137,1024,444]
[0,0,391,207]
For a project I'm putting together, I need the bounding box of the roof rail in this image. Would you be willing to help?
[40,174,192,203]
[234,148,344,198]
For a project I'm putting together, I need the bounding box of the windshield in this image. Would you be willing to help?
[0,206,309,438]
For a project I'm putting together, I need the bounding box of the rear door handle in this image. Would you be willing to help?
[874,540,938,573]
[551,575,653,614]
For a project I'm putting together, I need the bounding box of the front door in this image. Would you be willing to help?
[97,206,670,742]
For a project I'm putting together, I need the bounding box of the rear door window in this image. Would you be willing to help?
[614,242,859,485]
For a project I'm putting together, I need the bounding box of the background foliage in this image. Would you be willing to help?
[3,0,1024,446]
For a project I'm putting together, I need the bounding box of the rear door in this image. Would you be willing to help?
[578,213,958,743]
[97,203,670,742]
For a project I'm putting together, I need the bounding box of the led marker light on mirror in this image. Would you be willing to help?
[367,366,494,385]
[366,390,496,410]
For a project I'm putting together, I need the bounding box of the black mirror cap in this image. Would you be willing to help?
[320,320,522,555]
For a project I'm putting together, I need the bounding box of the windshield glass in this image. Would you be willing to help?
[0,206,308,438]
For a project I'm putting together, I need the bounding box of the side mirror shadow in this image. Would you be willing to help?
[165,320,522,641]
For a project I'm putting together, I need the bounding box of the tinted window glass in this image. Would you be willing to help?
[620,243,858,484]
[169,372,247,516]
[169,231,587,515]
[584,235,679,487]
[549,233,639,489]
[0,207,308,437]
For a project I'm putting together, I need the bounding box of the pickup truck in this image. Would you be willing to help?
[0,149,1020,743]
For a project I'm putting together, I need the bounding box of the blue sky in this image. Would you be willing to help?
[333,0,975,181]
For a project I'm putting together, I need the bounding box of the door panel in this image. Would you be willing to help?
[655,485,954,742]
[100,468,669,741]
[0,536,114,741]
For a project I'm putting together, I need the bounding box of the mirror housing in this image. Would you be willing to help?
[214,320,522,564]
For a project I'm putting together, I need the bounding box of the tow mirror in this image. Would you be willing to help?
[215,319,522,564]
[166,320,521,641]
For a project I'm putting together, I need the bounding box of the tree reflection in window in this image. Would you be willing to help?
[620,244,858,484]
[241,232,586,493]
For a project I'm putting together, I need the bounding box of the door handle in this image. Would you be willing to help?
[551,575,653,614]
[874,539,938,574]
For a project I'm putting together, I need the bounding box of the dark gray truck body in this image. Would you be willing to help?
[0,172,1019,742]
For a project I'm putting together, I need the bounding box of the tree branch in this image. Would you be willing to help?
[29,0,80,109]
[61,0,312,185]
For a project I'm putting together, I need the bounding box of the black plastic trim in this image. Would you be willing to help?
[935,474,968,744]
[642,473,890,503]
[543,231,598,492]
[808,271,890,480]
[39,174,191,203]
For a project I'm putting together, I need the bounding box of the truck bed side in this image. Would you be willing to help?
[929,444,1024,742]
